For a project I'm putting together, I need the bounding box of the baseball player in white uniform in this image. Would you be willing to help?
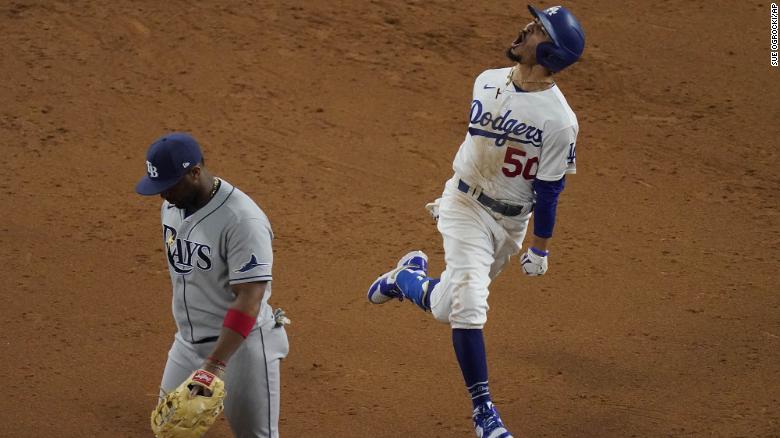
[136,132,289,438]
[367,5,585,437]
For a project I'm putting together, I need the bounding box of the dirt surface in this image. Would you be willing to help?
[2,1,779,437]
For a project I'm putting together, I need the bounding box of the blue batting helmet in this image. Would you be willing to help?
[528,5,585,72]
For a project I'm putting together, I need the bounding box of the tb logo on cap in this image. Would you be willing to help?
[146,161,159,178]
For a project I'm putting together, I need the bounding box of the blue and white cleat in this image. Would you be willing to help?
[473,401,513,438]
[367,251,428,304]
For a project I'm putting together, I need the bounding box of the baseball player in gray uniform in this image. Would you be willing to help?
[136,132,289,438]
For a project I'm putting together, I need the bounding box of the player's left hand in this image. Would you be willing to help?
[190,360,226,396]
[520,247,548,276]
[151,369,226,438]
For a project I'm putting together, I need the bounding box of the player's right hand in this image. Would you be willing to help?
[520,247,548,276]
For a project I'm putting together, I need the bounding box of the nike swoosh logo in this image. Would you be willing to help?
[483,85,497,90]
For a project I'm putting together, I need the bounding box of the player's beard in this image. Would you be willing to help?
[507,29,528,63]
[180,191,200,210]
[167,190,199,210]
[506,47,522,63]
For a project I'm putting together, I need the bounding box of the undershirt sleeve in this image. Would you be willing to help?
[533,177,566,238]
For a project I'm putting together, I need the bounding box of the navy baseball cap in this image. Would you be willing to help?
[135,132,203,196]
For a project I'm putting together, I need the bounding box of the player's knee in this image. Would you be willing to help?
[450,285,489,326]
[431,303,451,323]
[429,281,452,323]
[430,268,490,324]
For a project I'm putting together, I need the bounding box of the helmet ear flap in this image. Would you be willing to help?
[535,41,565,73]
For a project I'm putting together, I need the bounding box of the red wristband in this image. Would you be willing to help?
[223,309,255,338]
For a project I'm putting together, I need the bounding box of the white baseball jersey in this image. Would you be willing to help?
[160,178,275,343]
[452,67,579,204]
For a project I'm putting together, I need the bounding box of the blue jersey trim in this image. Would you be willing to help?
[180,187,235,342]
[258,326,273,436]
[186,187,235,240]
[512,82,527,92]
[467,127,541,147]
[182,276,196,343]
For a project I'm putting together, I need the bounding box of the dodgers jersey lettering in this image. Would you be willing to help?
[161,178,275,343]
[453,67,579,203]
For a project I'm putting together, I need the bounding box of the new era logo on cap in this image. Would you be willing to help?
[135,132,203,196]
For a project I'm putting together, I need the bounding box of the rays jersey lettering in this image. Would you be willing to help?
[163,224,212,274]
[468,99,543,147]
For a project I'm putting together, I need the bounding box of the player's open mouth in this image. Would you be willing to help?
[512,31,526,48]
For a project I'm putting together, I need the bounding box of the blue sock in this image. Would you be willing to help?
[452,328,491,408]
[395,270,437,311]
[424,278,440,309]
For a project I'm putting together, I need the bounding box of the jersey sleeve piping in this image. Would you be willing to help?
[229,275,272,285]
[186,187,236,240]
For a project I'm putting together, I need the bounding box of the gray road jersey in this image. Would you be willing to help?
[160,178,274,344]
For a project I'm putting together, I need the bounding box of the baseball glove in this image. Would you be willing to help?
[150,369,226,438]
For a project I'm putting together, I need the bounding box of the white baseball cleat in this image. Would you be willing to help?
[473,401,513,438]
[366,251,428,304]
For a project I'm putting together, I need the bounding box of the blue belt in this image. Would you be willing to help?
[457,179,530,217]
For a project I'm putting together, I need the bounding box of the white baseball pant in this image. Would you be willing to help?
[159,319,288,438]
[429,176,531,329]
